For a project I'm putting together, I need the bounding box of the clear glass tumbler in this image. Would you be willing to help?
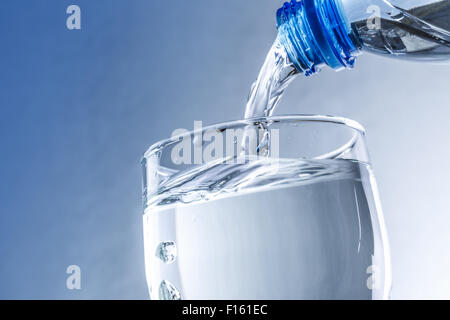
[141,115,391,300]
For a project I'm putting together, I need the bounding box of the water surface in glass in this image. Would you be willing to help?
[141,115,391,300]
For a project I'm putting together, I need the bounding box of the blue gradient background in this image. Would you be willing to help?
[0,0,449,299]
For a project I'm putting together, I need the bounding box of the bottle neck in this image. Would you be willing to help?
[277,0,361,76]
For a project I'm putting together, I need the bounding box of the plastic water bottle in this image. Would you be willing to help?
[276,0,450,75]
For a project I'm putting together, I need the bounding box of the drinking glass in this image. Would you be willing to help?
[141,115,391,300]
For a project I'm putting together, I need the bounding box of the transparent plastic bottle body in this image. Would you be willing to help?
[276,0,450,75]
[342,0,450,61]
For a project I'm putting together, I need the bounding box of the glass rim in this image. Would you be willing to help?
[143,114,365,159]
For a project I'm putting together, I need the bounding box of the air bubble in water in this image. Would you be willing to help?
[155,241,177,264]
[159,280,182,300]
